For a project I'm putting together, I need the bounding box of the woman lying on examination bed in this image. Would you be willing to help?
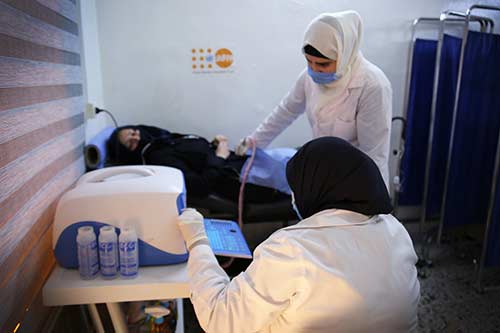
[106,125,289,203]
[178,137,420,333]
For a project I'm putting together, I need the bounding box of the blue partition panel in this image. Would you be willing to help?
[399,38,437,206]
[426,34,462,216]
[400,35,462,217]
[443,31,500,231]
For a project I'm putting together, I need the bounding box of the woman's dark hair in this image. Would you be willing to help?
[106,126,143,166]
[303,44,329,59]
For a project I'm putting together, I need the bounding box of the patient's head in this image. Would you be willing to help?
[118,128,141,151]
[107,126,146,165]
[286,137,392,219]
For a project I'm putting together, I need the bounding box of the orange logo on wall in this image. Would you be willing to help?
[191,47,234,73]
[215,48,233,68]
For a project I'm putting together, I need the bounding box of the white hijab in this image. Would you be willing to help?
[303,11,365,110]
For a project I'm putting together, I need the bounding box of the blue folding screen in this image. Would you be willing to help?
[442,31,500,233]
[399,35,461,217]
[427,34,462,216]
[432,31,500,267]
[399,38,437,207]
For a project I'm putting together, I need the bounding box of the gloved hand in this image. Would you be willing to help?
[177,208,209,251]
[235,137,254,156]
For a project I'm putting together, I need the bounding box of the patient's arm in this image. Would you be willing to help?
[213,135,230,159]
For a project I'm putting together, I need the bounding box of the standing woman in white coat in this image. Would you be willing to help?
[237,11,392,187]
[178,137,420,333]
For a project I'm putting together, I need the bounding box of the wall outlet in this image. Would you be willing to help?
[85,103,96,120]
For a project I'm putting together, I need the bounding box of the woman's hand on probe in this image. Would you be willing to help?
[177,208,209,251]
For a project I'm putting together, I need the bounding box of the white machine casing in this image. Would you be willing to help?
[53,165,188,268]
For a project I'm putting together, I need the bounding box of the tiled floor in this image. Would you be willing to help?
[415,231,500,332]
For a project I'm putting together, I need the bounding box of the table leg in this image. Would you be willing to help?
[106,302,128,333]
[175,298,184,333]
[87,304,105,333]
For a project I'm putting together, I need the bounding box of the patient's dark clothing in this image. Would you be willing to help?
[106,125,288,202]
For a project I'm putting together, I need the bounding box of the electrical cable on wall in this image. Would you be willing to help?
[96,107,118,128]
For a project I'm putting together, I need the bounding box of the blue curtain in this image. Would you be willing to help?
[399,35,461,217]
[426,34,462,216]
[399,38,437,206]
[443,31,500,237]
[470,31,500,268]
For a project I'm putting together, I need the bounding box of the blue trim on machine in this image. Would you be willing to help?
[54,221,188,268]
[176,179,187,214]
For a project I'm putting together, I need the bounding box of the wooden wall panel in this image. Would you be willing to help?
[10,290,55,333]
[0,56,82,88]
[0,130,84,244]
[0,84,83,112]
[1,0,79,35]
[0,33,80,65]
[0,113,83,168]
[0,0,85,331]
[1,223,56,329]
[0,96,83,143]
[0,1,80,53]
[36,0,78,22]
[0,158,84,289]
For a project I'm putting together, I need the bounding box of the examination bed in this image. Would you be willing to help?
[84,127,296,226]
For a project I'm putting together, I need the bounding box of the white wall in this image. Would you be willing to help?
[94,0,450,151]
[80,0,107,143]
[78,0,500,212]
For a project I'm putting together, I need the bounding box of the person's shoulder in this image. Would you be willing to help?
[295,68,309,85]
[378,214,414,238]
[253,227,304,259]
[358,59,391,90]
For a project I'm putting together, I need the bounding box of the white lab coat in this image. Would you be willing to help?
[250,58,392,187]
[187,210,420,333]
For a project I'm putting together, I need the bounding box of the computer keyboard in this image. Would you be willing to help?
[204,219,252,259]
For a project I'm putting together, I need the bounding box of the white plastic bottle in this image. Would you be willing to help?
[98,225,119,279]
[119,225,139,279]
[77,226,99,280]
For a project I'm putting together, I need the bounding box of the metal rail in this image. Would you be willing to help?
[470,4,500,294]
[420,12,491,260]
[395,17,466,219]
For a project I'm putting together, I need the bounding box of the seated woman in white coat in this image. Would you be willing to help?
[178,137,420,332]
[237,11,392,188]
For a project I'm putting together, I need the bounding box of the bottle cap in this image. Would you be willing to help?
[78,226,94,235]
[121,225,136,236]
[100,225,115,235]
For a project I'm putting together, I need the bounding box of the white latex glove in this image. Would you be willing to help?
[177,208,209,251]
[235,137,253,156]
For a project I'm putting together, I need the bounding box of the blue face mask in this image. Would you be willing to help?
[291,192,303,220]
[307,67,338,84]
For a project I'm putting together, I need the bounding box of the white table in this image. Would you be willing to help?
[43,264,190,333]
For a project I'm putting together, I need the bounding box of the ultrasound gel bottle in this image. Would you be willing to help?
[77,226,99,280]
[119,226,139,279]
[98,225,119,279]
